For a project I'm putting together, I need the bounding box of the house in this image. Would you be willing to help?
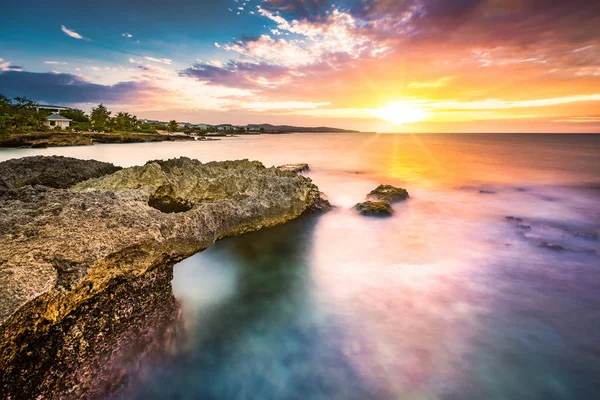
[44,113,71,129]
[216,124,236,131]
[194,124,213,130]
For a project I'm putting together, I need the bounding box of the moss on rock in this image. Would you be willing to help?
[355,200,393,216]
[367,184,409,203]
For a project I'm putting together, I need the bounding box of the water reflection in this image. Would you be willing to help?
[123,216,389,399]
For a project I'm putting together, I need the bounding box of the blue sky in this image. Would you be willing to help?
[1,0,599,132]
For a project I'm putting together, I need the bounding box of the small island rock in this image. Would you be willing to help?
[355,201,393,216]
[367,184,409,202]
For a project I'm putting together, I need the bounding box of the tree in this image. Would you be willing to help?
[12,97,46,131]
[113,112,138,131]
[90,104,111,130]
[60,108,89,123]
[0,96,47,134]
[167,120,178,133]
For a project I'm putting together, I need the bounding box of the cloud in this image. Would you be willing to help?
[144,56,172,65]
[0,70,162,104]
[122,33,133,38]
[61,25,85,40]
[0,59,19,72]
[214,42,221,48]
[259,0,329,21]
[181,61,295,89]
[44,61,68,65]
[221,8,388,68]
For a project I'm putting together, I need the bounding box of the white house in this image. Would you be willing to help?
[44,113,71,129]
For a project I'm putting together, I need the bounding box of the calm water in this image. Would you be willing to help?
[2,133,600,399]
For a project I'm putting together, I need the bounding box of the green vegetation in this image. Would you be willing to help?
[167,120,178,133]
[0,94,169,137]
[90,104,111,131]
[0,95,49,137]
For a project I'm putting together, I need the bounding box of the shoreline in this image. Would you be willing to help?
[0,132,198,149]
[0,155,330,399]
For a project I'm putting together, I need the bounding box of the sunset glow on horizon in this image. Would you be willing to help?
[1,0,599,133]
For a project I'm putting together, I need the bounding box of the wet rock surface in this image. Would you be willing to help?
[0,155,122,189]
[355,184,409,217]
[277,163,310,173]
[355,201,393,216]
[367,184,410,203]
[0,156,329,399]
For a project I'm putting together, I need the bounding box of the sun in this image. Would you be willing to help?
[371,101,427,125]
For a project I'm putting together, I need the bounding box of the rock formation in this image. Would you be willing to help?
[356,184,409,217]
[367,184,410,203]
[355,200,393,216]
[277,163,310,173]
[0,156,329,399]
[0,155,121,189]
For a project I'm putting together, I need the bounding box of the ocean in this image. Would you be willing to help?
[2,133,599,399]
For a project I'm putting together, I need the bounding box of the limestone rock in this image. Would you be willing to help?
[0,156,329,399]
[355,201,393,216]
[277,163,310,173]
[0,155,121,189]
[367,184,409,203]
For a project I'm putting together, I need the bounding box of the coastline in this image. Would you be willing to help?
[0,132,198,149]
[0,155,330,399]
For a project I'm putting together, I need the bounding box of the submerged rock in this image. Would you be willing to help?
[574,231,599,241]
[505,216,524,222]
[0,155,122,189]
[355,201,393,216]
[539,241,567,251]
[367,184,409,203]
[277,163,310,173]
[0,156,329,399]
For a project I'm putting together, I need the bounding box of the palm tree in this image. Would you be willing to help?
[167,120,178,133]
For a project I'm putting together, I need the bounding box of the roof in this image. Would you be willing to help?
[37,105,70,110]
[46,113,71,121]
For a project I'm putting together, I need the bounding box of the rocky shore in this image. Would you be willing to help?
[0,156,329,399]
[0,132,196,148]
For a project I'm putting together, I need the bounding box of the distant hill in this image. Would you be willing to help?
[246,124,359,133]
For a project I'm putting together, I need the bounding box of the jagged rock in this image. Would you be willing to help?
[0,156,329,399]
[355,201,393,216]
[277,163,310,173]
[367,184,409,203]
[0,156,121,189]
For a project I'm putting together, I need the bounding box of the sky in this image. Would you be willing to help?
[0,0,599,133]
